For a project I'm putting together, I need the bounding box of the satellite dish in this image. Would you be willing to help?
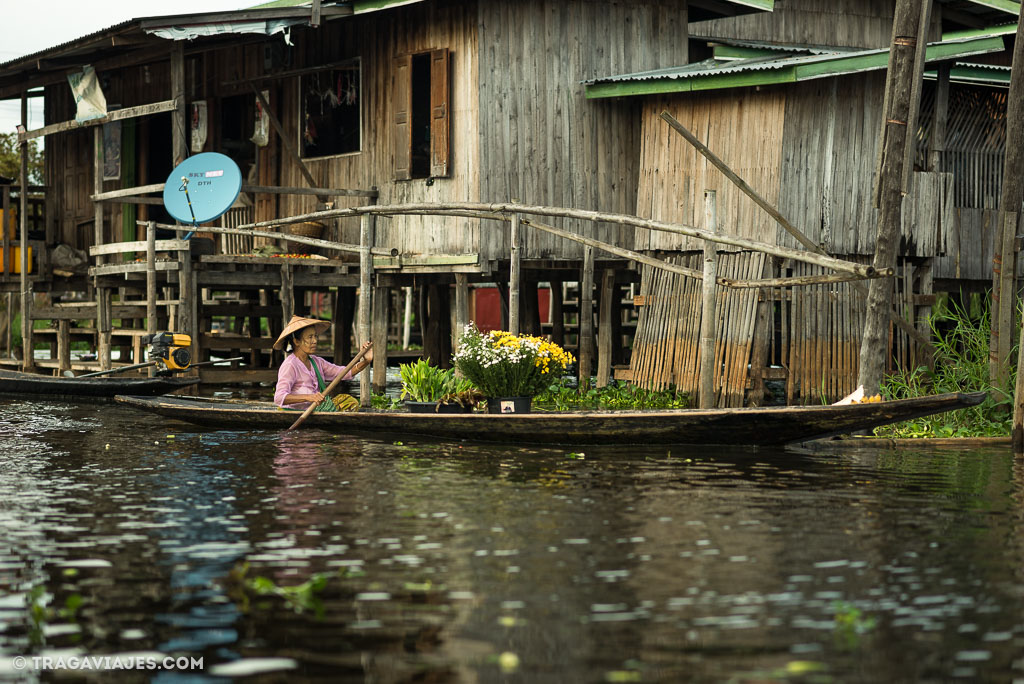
[162,153,242,231]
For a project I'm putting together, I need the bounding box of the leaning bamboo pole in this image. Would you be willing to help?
[236,202,883,278]
[137,220,398,257]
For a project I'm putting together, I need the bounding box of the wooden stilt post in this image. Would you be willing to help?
[19,92,32,370]
[699,191,719,409]
[333,286,355,365]
[1000,18,1024,453]
[179,242,196,372]
[579,245,595,389]
[57,320,70,375]
[5,293,12,359]
[550,279,565,347]
[455,274,469,350]
[858,0,923,396]
[403,286,413,348]
[509,208,522,335]
[146,222,157,376]
[359,212,374,406]
[171,43,187,168]
[280,264,294,324]
[597,269,615,388]
[371,285,389,394]
[98,287,112,371]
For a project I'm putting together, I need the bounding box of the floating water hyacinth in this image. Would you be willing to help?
[453,324,574,398]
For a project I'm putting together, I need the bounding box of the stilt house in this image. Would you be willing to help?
[585,0,1018,404]
[0,0,772,386]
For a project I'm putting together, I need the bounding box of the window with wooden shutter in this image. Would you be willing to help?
[393,48,450,180]
[429,48,449,178]
[393,54,412,180]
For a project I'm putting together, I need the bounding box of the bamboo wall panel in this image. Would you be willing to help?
[630,251,765,407]
[478,0,688,260]
[688,0,936,50]
[783,258,928,404]
[635,91,786,252]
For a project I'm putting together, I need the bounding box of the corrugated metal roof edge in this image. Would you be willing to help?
[584,35,1006,97]
[0,0,425,73]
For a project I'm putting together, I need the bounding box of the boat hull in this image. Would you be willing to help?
[0,369,199,399]
[114,392,987,446]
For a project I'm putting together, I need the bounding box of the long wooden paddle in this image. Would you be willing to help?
[287,343,372,432]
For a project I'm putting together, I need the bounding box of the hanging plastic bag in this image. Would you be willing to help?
[67,65,107,122]
[251,91,270,147]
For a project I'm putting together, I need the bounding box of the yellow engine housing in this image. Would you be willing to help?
[147,332,193,372]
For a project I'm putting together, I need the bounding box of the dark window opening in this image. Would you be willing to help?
[219,94,256,177]
[302,62,361,158]
[411,54,432,179]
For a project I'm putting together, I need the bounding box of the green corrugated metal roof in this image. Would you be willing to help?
[584,35,1006,99]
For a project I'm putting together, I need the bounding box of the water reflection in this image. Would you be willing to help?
[1,399,1024,682]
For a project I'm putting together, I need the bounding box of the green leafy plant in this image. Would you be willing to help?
[534,378,689,411]
[371,392,402,410]
[876,293,1014,438]
[399,358,483,408]
[453,325,574,398]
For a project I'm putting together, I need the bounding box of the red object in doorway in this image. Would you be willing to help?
[471,287,551,333]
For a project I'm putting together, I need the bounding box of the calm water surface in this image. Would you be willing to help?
[1,397,1023,682]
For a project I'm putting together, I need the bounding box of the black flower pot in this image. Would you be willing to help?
[485,397,532,414]
[405,401,473,414]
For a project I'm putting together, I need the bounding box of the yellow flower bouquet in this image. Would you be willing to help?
[453,324,574,399]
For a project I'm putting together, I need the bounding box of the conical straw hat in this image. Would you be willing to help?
[274,315,331,350]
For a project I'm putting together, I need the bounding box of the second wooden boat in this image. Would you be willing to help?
[0,368,199,399]
[114,391,987,446]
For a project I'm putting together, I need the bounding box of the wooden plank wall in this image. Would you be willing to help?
[635,91,786,251]
[630,251,765,407]
[478,0,689,260]
[277,1,480,257]
[688,0,938,50]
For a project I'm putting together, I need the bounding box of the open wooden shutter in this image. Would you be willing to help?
[429,48,450,178]
[393,54,412,180]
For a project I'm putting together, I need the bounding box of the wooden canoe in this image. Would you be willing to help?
[0,369,199,399]
[114,391,988,446]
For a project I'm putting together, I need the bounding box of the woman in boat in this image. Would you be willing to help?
[273,315,372,412]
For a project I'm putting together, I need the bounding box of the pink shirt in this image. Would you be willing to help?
[274,353,353,409]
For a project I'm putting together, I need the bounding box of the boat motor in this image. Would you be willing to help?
[146,332,192,374]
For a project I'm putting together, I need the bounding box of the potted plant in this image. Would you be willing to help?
[453,324,575,414]
[399,359,483,413]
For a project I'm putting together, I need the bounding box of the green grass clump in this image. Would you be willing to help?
[876,295,1013,438]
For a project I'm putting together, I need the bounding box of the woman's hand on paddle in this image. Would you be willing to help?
[308,392,325,404]
[360,341,373,363]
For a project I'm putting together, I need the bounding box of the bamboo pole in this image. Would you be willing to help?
[1003,16,1024,453]
[238,202,880,278]
[859,0,924,396]
[359,213,374,407]
[699,191,719,409]
[137,220,397,257]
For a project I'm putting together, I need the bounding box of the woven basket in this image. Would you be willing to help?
[284,221,324,254]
